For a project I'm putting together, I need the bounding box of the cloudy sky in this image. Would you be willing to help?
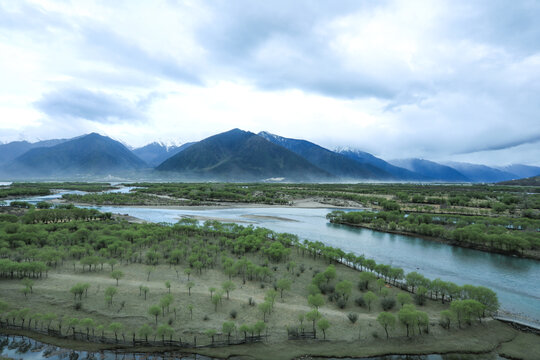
[1,0,539,166]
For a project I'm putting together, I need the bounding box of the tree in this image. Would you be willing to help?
[21,278,34,293]
[67,317,79,336]
[254,321,266,336]
[109,322,123,342]
[265,289,278,308]
[148,305,161,325]
[222,280,236,300]
[212,292,222,312]
[308,293,325,310]
[138,324,153,342]
[306,309,321,333]
[80,318,95,338]
[222,321,236,343]
[358,271,376,290]
[276,278,292,298]
[239,324,251,340]
[159,294,173,315]
[363,291,377,311]
[165,281,171,293]
[376,278,385,293]
[205,329,217,344]
[398,304,417,337]
[105,286,117,306]
[440,310,453,329]
[377,312,396,339]
[141,286,149,300]
[323,265,336,283]
[209,287,216,299]
[186,281,195,296]
[188,304,194,319]
[397,293,412,308]
[317,318,330,339]
[108,259,117,271]
[258,301,272,322]
[111,270,124,286]
[157,324,174,342]
[335,280,353,301]
[184,268,192,280]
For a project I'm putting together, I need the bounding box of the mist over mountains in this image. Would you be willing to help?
[0,129,538,182]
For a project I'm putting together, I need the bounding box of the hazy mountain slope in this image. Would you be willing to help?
[0,138,67,165]
[336,148,426,180]
[496,164,540,179]
[498,175,540,186]
[133,142,195,167]
[156,129,332,181]
[8,133,147,176]
[258,132,392,180]
[389,158,470,182]
[445,162,517,183]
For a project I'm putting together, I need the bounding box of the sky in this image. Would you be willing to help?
[0,0,539,166]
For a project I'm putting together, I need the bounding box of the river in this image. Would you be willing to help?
[8,189,540,326]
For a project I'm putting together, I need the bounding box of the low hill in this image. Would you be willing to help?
[498,175,540,186]
[0,138,67,165]
[336,148,426,181]
[496,164,540,179]
[7,133,147,176]
[444,162,517,183]
[156,129,333,181]
[389,158,470,182]
[259,132,392,180]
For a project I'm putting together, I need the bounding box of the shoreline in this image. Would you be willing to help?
[330,221,540,261]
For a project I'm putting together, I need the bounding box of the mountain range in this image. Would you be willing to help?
[0,129,539,182]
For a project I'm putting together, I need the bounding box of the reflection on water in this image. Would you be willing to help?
[315,353,503,360]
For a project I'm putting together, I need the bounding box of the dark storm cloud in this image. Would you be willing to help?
[35,88,146,123]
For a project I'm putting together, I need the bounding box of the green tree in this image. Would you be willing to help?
[317,318,330,339]
[109,322,123,342]
[111,270,124,286]
[377,312,396,339]
[308,293,325,310]
[138,324,153,342]
[157,324,174,342]
[186,281,195,296]
[258,301,272,322]
[222,321,236,343]
[306,309,321,333]
[105,286,117,306]
[397,292,412,308]
[254,321,266,336]
[222,280,236,299]
[398,304,417,337]
[148,305,161,325]
[276,278,292,298]
[205,329,217,344]
[80,318,95,338]
[363,291,377,311]
[335,280,353,301]
[165,281,171,293]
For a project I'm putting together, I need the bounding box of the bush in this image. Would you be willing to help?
[381,298,396,311]
[355,297,366,307]
[168,318,174,325]
[74,302,82,311]
[248,297,255,306]
[299,264,306,273]
[337,298,347,309]
[230,310,237,319]
[203,315,209,321]
[414,294,426,306]
[320,283,335,295]
[347,313,359,324]
[260,283,265,289]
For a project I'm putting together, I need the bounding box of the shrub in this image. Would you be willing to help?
[347,313,359,324]
[260,283,265,289]
[248,297,255,306]
[168,318,173,325]
[299,264,306,273]
[320,283,335,295]
[203,315,210,321]
[355,297,366,307]
[230,310,237,319]
[74,302,82,311]
[337,298,347,309]
[381,298,396,311]
[414,293,426,306]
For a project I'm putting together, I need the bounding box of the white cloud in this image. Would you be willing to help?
[0,0,538,165]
